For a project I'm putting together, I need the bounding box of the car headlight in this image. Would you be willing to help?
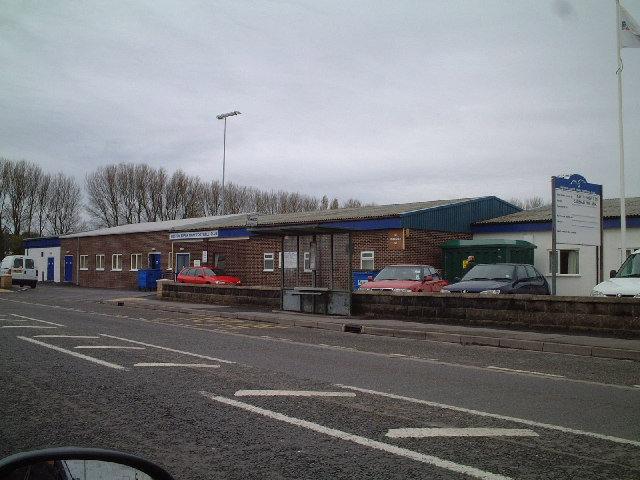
[480,289,501,295]
[591,290,606,297]
[392,288,412,292]
[440,289,451,293]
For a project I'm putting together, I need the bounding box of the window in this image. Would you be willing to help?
[303,252,311,272]
[548,250,579,275]
[25,258,34,269]
[263,253,275,272]
[516,265,527,280]
[214,253,226,269]
[95,254,105,271]
[13,258,23,268]
[130,253,142,271]
[524,265,538,279]
[111,254,122,271]
[360,251,375,270]
[79,255,88,270]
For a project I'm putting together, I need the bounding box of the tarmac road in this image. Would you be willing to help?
[1,285,639,479]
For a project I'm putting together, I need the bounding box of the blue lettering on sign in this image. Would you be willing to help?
[554,174,602,195]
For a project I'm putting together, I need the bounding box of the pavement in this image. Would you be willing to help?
[1,285,639,480]
[109,295,640,362]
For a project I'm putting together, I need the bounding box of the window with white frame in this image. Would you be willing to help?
[130,253,142,271]
[360,251,375,270]
[111,253,123,271]
[79,255,88,270]
[278,252,282,269]
[303,252,311,272]
[548,249,579,275]
[263,253,275,272]
[95,254,105,271]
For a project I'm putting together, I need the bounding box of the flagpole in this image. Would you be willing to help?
[616,0,627,265]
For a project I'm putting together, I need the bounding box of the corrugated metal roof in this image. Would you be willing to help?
[477,196,640,225]
[181,198,474,231]
[61,214,246,238]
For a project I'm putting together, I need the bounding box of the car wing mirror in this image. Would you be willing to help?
[0,447,176,480]
[367,276,373,281]
[422,275,433,282]
[198,274,205,278]
[453,277,461,283]
[609,269,617,278]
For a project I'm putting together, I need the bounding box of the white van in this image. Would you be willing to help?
[0,255,38,288]
[592,249,640,298]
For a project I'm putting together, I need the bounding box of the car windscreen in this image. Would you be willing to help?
[375,266,424,281]
[13,258,23,268]
[615,253,640,278]
[25,258,34,269]
[203,268,219,276]
[462,264,515,281]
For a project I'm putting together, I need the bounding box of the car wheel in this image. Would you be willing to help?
[30,281,37,289]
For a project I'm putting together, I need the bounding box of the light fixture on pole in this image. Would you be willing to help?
[216,110,241,215]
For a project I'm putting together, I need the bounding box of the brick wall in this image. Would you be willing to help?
[60,228,470,290]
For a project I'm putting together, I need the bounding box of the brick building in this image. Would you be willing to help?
[59,196,519,289]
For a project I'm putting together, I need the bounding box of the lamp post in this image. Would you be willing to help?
[216,110,241,215]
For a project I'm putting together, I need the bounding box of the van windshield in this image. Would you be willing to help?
[25,258,34,269]
[616,253,640,278]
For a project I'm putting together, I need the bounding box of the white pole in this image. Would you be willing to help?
[221,116,227,216]
[616,0,627,265]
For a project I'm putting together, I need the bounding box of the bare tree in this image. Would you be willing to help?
[343,198,362,208]
[329,198,339,209]
[508,196,547,211]
[35,173,52,236]
[6,160,31,235]
[85,165,121,227]
[47,173,83,234]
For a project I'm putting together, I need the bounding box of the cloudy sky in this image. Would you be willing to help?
[1,0,639,205]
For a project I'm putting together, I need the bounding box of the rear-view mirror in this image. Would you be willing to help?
[0,448,175,480]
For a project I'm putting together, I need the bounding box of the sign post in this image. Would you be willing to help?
[551,174,603,295]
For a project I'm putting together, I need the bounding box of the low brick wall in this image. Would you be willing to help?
[159,281,280,309]
[353,291,640,337]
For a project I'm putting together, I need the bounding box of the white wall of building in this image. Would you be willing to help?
[24,246,61,283]
[473,228,640,296]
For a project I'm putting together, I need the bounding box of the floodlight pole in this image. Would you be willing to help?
[216,110,241,215]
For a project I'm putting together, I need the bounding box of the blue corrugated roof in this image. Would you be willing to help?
[23,237,61,248]
[400,196,521,232]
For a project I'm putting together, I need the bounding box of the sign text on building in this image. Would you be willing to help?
[169,230,219,241]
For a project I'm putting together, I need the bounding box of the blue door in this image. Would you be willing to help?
[149,253,161,270]
[47,257,55,281]
[64,255,73,282]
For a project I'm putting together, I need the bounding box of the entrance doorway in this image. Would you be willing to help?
[175,253,190,274]
[148,252,161,269]
[64,255,73,282]
[47,257,55,281]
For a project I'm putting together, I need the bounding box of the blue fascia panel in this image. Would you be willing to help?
[23,237,61,248]
[471,217,640,234]
[218,228,251,238]
[321,218,402,230]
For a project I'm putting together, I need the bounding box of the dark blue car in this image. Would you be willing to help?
[442,263,550,295]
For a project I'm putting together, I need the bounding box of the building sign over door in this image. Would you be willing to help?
[169,230,219,241]
[553,175,602,246]
[388,229,405,250]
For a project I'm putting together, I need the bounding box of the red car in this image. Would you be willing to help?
[359,264,448,292]
[177,266,241,285]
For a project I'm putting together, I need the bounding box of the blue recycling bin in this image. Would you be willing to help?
[353,270,380,290]
[137,269,162,290]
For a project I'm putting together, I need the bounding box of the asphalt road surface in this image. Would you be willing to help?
[1,285,639,479]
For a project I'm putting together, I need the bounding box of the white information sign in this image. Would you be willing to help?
[555,185,601,246]
[169,230,219,241]
[202,251,208,263]
[283,251,298,269]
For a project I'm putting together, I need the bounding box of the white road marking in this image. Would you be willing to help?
[134,362,220,368]
[336,385,640,447]
[17,336,127,370]
[1,325,57,329]
[200,391,511,480]
[74,345,145,350]
[0,317,28,322]
[234,390,356,397]
[386,427,539,438]
[34,335,100,339]
[486,366,565,378]
[99,334,235,364]
[11,314,65,327]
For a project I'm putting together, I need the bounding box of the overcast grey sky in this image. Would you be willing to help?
[1,0,639,204]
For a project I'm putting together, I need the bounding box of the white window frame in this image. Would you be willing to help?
[303,252,311,272]
[360,251,375,270]
[278,252,282,269]
[263,253,275,272]
[548,249,580,276]
[95,254,105,271]
[111,253,123,272]
[79,255,88,271]
[130,253,142,271]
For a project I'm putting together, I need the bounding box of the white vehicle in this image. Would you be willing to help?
[592,249,640,298]
[0,255,38,288]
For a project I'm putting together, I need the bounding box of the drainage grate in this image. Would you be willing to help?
[117,301,124,307]
[343,324,362,334]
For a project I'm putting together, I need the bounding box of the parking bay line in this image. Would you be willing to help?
[34,335,100,339]
[99,334,235,364]
[336,384,640,448]
[234,390,356,397]
[1,325,57,329]
[17,336,127,370]
[74,345,145,350]
[134,363,220,368]
[10,314,65,327]
[200,391,511,480]
[486,366,565,378]
[386,428,539,438]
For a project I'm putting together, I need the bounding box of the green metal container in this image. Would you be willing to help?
[441,239,536,281]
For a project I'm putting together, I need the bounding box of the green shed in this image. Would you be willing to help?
[441,239,536,281]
